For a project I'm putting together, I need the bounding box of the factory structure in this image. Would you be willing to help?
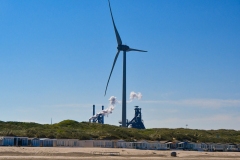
[120,106,145,129]
[89,105,104,124]
[89,105,145,129]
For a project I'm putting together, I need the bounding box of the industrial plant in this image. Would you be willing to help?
[89,105,146,129]
[122,106,145,129]
[89,105,105,124]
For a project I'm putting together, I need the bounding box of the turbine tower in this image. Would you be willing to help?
[105,0,147,127]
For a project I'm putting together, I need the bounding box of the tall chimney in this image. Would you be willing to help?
[102,105,104,124]
[93,105,95,116]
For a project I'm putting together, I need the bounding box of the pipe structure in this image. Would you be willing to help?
[93,105,95,116]
[102,106,104,124]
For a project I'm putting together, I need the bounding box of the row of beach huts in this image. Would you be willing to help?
[0,136,239,152]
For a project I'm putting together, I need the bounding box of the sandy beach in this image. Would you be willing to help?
[0,147,240,160]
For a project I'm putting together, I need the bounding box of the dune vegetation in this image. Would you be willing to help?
[0,120,239,143]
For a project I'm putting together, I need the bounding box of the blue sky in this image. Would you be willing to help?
[0,0,240,130]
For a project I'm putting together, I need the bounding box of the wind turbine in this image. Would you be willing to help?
[104,0,147,127]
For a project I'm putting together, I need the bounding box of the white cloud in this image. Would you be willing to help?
[142,99,240,108]
[159,91,176,99]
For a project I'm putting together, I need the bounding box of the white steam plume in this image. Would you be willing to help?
[89,96,118,120]
[109,96,118,106]
[129,91,142,102]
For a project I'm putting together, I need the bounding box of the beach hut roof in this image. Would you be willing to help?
[118,139,125,142]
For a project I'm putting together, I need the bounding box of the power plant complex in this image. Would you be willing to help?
[89,105,145,129]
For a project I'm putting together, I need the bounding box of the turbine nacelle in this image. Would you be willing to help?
[117,45,130,51]
[117,45,147,52]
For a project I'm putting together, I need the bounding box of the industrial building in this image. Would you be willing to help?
[119,106,146,129]
[127,106,145,129]
[89,105,104,124]
[88,105,146,129]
